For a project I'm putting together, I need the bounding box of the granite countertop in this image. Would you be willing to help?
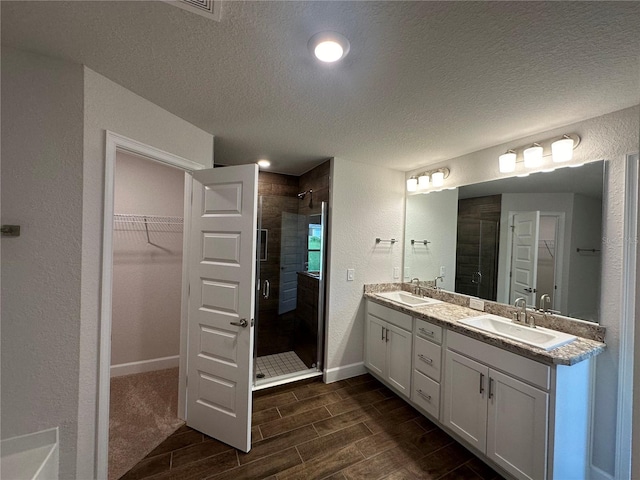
[364,291,606,367]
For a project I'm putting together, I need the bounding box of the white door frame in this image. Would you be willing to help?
[97,131,205,478]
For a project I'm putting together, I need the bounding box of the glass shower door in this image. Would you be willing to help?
[253,196,326,387]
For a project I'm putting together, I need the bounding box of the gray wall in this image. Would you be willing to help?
[1,47,84,479]
[1,47,214,479]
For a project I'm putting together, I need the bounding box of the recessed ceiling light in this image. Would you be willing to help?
[308,32,350,63]
[257,159,271,168]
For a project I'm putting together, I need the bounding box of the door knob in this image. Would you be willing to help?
[230,318,248,328]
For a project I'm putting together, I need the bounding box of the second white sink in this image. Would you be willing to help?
[458,314,576,351]
[375,291,441,307]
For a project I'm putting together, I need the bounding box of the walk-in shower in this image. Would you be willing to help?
[253,188,327,389]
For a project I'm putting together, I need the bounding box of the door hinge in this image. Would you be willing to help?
[185,376,188,387]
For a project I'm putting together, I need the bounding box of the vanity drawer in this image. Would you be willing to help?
[415,318,443,344]
[414,335,442,381]
[367,300,412,331]
[412,369,440,419]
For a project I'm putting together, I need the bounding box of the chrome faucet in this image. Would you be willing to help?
[514,297,536,327]
[433,276,444,290]
[513,297,527,324]
[411,277,421,295]
[539,294,551,314]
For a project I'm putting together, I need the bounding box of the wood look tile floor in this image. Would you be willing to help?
[120,374,505,480]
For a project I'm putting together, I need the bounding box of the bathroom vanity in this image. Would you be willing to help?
[364,284,605,480]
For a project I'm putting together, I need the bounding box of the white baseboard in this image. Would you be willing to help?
[110,355,180,377]
[1,427,59,480]
[324,362,367,383]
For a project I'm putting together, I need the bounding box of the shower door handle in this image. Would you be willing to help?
[262,280,270,299]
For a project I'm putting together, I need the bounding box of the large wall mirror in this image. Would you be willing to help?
[404,160,605,323]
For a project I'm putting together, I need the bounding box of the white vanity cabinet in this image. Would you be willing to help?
[365,301,412,398]
[364,297,594,480]
[445,331,553,480]
[411,318,443,419]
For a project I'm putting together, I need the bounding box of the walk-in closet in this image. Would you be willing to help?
[108,151,185,480]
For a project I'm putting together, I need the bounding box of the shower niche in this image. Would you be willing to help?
[254,161,329,388]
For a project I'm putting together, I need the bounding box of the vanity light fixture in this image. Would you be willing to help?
[406,167,450,192]
[498,134,581,173]
[308,32,350,63]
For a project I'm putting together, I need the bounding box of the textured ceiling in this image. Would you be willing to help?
[2,1,639,175]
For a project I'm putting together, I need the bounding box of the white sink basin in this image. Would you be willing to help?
[375,291,441,307]
[458,314,577,351]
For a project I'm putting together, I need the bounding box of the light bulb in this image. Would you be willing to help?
[552,136,574,163]
[418,174,429,189]
[308,32,350,63]
[432,171,445,187]
[499,151,516,173]
[407,177,418,192]
[523,144,543,168]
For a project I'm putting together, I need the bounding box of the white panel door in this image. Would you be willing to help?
[487,369,549,480]
[186,164,258,452]
[510,211,540,307]
[444,350,489,453]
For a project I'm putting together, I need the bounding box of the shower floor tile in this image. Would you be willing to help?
[256,351,308,379]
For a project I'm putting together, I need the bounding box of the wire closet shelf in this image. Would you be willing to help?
[113,214,184,233]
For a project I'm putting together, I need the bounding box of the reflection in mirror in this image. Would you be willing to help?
[404,161,604,323]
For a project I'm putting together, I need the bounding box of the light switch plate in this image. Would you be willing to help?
[347,268,355,281]
[469,298,485,311]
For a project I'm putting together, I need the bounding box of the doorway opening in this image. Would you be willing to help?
[107,150,187,479]
[97,132,205,479]
[253,163,330,389]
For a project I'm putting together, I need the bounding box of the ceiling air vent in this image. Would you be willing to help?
[163,0,222,22]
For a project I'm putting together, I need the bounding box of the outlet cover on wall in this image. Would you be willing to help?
[469,298,485,311]
[347,268,355,281]
[393,267,400,279]
[440,266,446,277]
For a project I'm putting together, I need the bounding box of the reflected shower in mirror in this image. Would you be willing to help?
[404,161,604,323]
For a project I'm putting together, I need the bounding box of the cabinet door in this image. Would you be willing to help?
[487,369,549,480]
[365,314,386,377]
[444,350,489,452]
[386,322,412,398]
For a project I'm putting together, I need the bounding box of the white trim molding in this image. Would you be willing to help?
[324,362,367,383]
[110,355,181,377]
[620,152,639,480]
[97,131,205,479]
